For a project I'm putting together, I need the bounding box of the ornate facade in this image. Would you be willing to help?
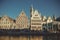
[0,15,14,29]
[16,10,28,29]
[30,6,42,30]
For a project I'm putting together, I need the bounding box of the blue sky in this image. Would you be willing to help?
[0,0,60,19]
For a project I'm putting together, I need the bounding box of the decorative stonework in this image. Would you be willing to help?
[16,10,28,29]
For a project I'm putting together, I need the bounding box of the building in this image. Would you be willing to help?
[42,16,47,21]
[52,21,60,33]
[16,10,28,29]
[0,15,15,29]
[30,6,42,31]
[47,17,53,23]
[58,22,60,31]
[11,20,19,29]
[42,16,54,32]
[42,16,60,33]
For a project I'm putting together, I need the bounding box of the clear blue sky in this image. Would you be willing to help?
[0,0,60,19]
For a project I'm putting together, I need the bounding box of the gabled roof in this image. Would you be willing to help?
[17,10,28,19]
[1,15,14,21]
[20,10,26,16]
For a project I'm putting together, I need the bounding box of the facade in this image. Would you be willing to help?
[42,16,47,21]
[47,17,53,23]
[0,15,14,29]
[42,17,60,33]
[11,20,19,29]
[30,6,42,31]
[42,16,54,32]
[58,22,60,30]
[52,21,60,32]
[16,10,28,29]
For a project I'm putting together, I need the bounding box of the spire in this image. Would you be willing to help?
[30,5,34,17]
[52,15,56,21]
[31,5,34,12]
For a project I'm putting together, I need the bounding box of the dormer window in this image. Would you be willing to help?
[35,14,38,16]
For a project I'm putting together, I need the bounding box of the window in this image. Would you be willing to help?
[35,14,38,16]
[6,19,7,21]
[32,20,41,22]
[32,26,36,28]
[32,23,41,25]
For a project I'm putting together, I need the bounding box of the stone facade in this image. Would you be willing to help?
[30,6,42,31]
[16,10,28,29]
[0,15,14,29]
